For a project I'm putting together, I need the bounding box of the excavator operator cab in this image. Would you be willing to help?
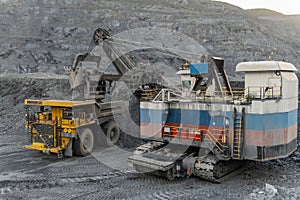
[176,62,209,93]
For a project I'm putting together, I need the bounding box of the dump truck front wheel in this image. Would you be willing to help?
[73,128,94,156]
[104,121,120,146]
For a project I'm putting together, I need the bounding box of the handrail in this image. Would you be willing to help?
[163,125,229,151]
[205,130,228,151]
[152,88,191,102]
[244,86,281,100]
[150,86,282,103]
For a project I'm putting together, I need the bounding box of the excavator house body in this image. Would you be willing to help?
[140,60,298,161]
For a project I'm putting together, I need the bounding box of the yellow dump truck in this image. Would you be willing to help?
[24,99,125,157]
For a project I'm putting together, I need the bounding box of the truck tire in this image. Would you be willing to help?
[104,121,120,146]
[73,128,94,156]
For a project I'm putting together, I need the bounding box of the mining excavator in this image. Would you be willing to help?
[24,28,165,157]
[128,57,298,182]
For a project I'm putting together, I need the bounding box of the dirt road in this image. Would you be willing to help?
[0,134,299,199]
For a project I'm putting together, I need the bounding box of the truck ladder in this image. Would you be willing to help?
[232,108,245,159]
[31,124,53,148]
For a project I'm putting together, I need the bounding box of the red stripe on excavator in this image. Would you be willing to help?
[244,124,297,146]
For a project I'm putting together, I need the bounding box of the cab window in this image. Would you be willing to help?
[182,80,191,89]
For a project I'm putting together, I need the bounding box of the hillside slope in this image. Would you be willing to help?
[0,0,299,77]
[247,8,284,17]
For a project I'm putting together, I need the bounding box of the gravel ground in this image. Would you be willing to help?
[0,74,299,199]
[0,141,299,200]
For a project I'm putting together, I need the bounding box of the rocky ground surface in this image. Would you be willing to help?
[0,74,299,200]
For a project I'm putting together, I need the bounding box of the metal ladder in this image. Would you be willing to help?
[27,127,32,144]
[232,108,245,159]
[213,66,233,97]
[214,68,226,96]
[31,124,53,148]
[57,150,63,159]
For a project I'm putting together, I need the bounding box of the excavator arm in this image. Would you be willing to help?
[93,28,136,75]
[66,28,139,101]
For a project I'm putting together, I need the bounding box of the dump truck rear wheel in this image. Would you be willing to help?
[73,128,94,156]
[104,121,120,146]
